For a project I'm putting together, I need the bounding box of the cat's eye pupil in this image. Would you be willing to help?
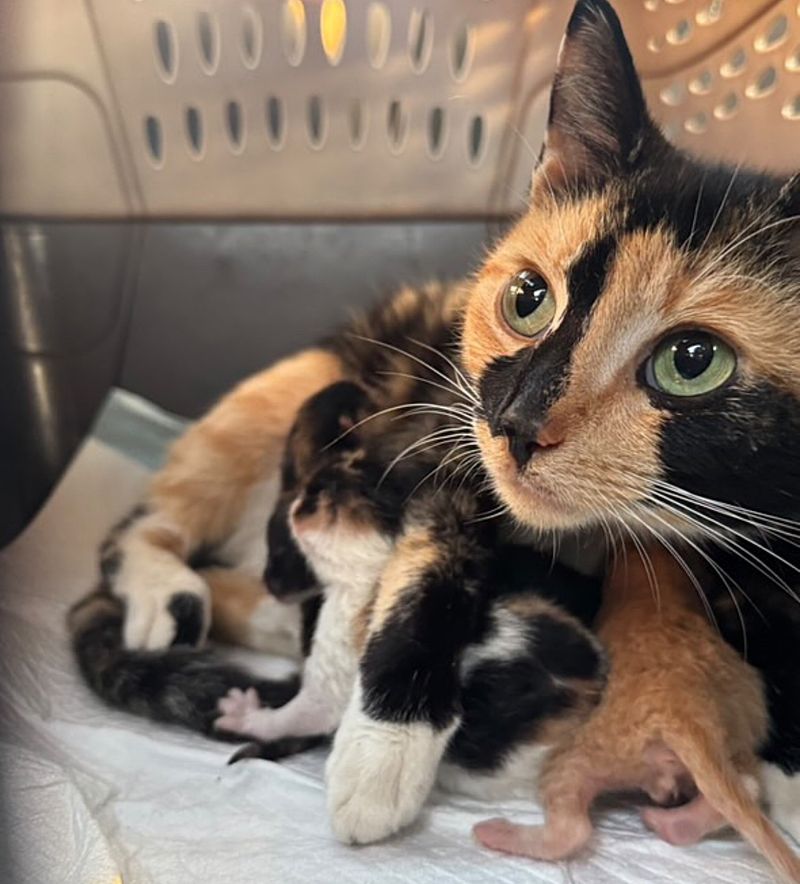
[673,335,714,380]
[512,272,548,318]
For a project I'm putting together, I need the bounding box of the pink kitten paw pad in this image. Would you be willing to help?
[213,687,261,731]
[473,818,519,852]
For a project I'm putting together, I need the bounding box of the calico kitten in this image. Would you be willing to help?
[474,546,800,883]
[216,381,605,802]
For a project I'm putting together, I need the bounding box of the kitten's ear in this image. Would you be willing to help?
[534,0,661,194]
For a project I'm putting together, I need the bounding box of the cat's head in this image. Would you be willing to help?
[462,0,800,538]
[264,381,396,595]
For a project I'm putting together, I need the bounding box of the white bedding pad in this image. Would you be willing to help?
[0,394,781,883]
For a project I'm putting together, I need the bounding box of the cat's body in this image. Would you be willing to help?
[214,382,606,798]
[70,0,800,869]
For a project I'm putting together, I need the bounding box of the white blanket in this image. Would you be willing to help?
[0,394,784,883]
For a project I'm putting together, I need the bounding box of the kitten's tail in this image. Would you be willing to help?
[667,724,800,883]
[68,590,299,734]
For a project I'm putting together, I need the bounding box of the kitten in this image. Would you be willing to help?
[474,545,800,883]
[216,381,606,801]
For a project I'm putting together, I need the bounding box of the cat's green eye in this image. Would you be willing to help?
[501,270,556,338]
[646,331,736,398]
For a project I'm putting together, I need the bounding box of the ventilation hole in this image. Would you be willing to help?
[664,0,686,5]
[644,0,660,10]
[782,96,800,119]
[225,100,245,152]
[185,106,204,156]
[755,15,788,53]
[696,0,723,26]
[713,92,739,120]
[647,36,664,53]
[684,111,708,134]
[144,115,164,166]
[787,47,800,73]
[666,19,693,45]
[662,123,677,142]
[366,2,391,69]
[468,114,486,165]
[450,22,474,81]
[321,0,347,64]
[197,12,219,74]
[241,6,263,69]
[408,9,433,73]
[349,100,368,149]
[307,95,327,148]
[720,48,747,78]
[427,106,447,158]
[387,99,408,152]
[266,96,285,148]
[659,82,685,106]
[154,20,177,82]
[745,66,778,98]
[282,0,307,66]
[689,70,713,94]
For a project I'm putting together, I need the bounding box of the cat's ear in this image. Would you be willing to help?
[534,0,661,195]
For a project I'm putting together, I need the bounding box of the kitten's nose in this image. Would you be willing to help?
[499,411,564,469]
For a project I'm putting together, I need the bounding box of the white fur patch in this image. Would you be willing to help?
[762,762,800,844]
[114,513,210,650]
[460,607,529,679]
[215,477,279,576]
[437,742,548,801]
[326,681,458,844]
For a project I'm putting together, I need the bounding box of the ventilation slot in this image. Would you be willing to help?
[185,106,204,156]
[154,20,177,83]
[144,115,164,166]
[321,0,347,65]
[266,96,285,148]
[787,47,800,73]
[307,95,326,148]
[720,48,747,78]
[684,111,708,134]
[745,66,777,99]
[241,6,263,69]
[467,115,486,165]
[696,1,723,27]
[427,106,446,158]
[197,12,219,74]
[782,96,800,120]
[349,100,368,149]
[689,70,713,95]
[450,22,474,81]
[366,3,391,69]
[408,9,433,73]
[387,99,408,152]
[659,82,685,106]
[282,0,307,66]
[226,100,245,152]
[755,15,788,53]
[666,19,692,45]
[713,93,739,120]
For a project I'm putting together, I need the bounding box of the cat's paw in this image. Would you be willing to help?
[326,706,449,845]
[214,687,265,737]
[115,558,210,650]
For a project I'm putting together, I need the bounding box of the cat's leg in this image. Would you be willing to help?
[325,520,479,845]
[474,749,598,860]
[215,584,361,742]
[95,349,344,651]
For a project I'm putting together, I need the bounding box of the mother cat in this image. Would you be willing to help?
[71,0,800,847]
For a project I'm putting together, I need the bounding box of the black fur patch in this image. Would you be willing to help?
[533,614,603,680]
[168,592,206,646]
[264,495,319,600]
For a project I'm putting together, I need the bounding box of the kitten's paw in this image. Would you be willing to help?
[326,708,450,844]
[473,818,522,853]
[214,687,265,737]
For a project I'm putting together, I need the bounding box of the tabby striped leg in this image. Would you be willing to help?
[92,348,344,651]
[325,518,481,844]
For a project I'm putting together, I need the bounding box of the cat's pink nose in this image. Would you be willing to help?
[500,415,563,468]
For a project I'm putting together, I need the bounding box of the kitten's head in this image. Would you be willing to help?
[264,381,395,594]
[462,0,800,537]
[264,381,373,599]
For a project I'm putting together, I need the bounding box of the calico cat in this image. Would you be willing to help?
[214,380,605,801]
[71,0,800,855]
[475,545,800,883]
